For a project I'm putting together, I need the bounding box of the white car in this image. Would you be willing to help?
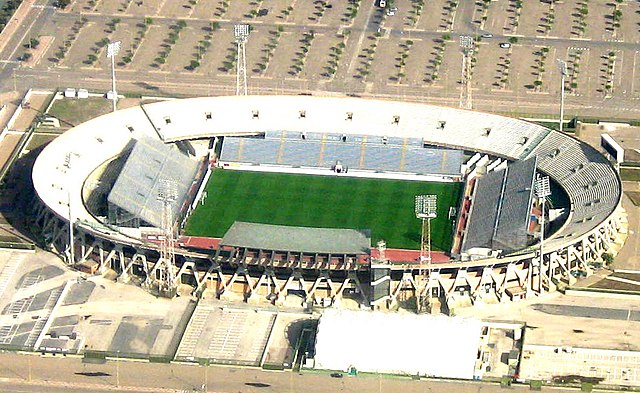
[480,33,493,38]
[379,0,386,7]
[499,43,511,49]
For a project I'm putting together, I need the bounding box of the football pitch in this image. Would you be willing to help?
[184,170,463,250]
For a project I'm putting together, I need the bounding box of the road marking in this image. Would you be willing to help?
[3,0,47,71]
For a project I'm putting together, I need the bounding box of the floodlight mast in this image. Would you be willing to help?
[415,195,437,312]
[459,35,474,110]
[536,176,551,294]
[65,152,74,265]
[234,24,250,96]
[106,41,121,112]
[157,180,178,297]
[557,59,568,133]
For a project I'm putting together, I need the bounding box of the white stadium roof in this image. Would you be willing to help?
[313,309,482,379]
[32,95,621,252]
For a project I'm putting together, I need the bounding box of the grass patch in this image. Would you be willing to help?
[185,169,462,250]
[626,191,640,207]
[620,167,640,182]
[26,134,57,151]
[47,97,112,127]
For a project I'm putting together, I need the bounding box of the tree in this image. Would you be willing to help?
[55,0,71,8]
[602,253,614,265]
[508,36,518,44]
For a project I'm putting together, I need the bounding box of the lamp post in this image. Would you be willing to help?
[557,59,567,132]
[106,41,121,112]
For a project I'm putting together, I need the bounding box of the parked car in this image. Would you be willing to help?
[499,42,511,49]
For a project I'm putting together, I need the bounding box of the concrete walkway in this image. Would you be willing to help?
[612,182,640,272]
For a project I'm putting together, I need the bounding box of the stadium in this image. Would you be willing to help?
[31,95,625,312]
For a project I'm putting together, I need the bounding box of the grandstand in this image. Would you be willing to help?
[219,131,463,178]
[460,157,537,256]
[30,95,624,310]
[107,137,205,228]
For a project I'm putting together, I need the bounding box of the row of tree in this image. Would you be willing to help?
[0,0,23,33]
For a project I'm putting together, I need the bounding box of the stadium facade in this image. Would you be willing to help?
[31,95,625,311]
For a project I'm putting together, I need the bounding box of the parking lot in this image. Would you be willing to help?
[0,0,636,119]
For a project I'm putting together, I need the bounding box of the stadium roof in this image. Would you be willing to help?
[494,157,537,250]
[462,158,536,253]
[107,138,200,228]
[220,222,371,254]
[313,309,482,379]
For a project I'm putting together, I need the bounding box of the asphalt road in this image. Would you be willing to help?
[532,304,640,321]
[0,352,579,393]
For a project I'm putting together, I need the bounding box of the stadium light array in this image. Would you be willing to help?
[106,41,121,112]
[415,194,437,219]
[234,24,250,43]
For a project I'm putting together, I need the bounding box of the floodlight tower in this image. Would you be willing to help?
[536,176,551,293]
[65,152,74,265]
[459,35,474,110]
[234,24,250,96]
[557,59,568,133]
[415,195,437,312]
[106,41,121,112]
[157,180,178,297]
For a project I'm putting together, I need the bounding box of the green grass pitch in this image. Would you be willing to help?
[184,170,463,251]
